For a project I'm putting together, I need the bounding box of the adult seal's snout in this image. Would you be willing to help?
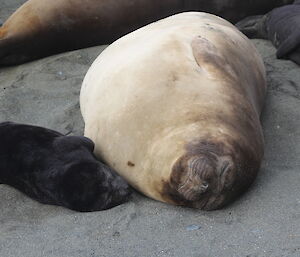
[168,140,239,210]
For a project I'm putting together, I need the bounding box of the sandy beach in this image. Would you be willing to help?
[0,1,300,256]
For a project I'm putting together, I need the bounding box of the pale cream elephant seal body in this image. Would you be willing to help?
[80,12,267,210]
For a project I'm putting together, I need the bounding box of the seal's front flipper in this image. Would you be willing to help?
[191,36,237,80]
[276,33,300,60]
[235,15,267,39]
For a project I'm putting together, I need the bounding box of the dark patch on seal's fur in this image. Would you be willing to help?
[127,161,135,167]
[0,122,131,212]
[161,138,262,210]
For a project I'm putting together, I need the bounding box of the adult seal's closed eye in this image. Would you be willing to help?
[0,0,293,65]
[80,12,267,210]
[236,0,300,65]
[0,122,131,212]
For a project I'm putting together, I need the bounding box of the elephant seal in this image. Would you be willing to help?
[0,0,293,65]
[0,122,131,212]
[80,12,267,210]
[236,0,300,65]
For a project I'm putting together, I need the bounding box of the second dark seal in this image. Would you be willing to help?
[236,0,300,65]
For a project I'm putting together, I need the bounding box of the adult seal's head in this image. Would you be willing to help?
[236,0,300,65]
[0,122,131,212]
[0,0,293,65]
[163,139,255,210]
[80,12,267,210]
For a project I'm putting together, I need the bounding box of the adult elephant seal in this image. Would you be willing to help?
[236,0,300,65]
[80,12,267,210]
[0,122,131,212]
[0,0,293,66]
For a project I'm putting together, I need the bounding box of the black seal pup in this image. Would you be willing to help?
[0,122,131,212]
[236,0,300,65]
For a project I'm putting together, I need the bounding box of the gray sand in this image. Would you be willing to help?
[0,2,300,257]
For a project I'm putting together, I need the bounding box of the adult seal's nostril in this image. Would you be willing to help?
[200,182,209,191]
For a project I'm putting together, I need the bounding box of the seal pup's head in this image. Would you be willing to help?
[53,136,131,212]
[59,161,131,212]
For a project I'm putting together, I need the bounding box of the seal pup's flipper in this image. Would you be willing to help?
[235,15,268,39]
[276,33,300,59]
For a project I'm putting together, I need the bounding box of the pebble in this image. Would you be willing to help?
[186,224,201,231]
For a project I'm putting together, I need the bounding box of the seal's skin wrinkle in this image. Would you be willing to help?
[0,0,293,65]
[80,12,267,210]
[0,122,131,212]
[236,2,300,65]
